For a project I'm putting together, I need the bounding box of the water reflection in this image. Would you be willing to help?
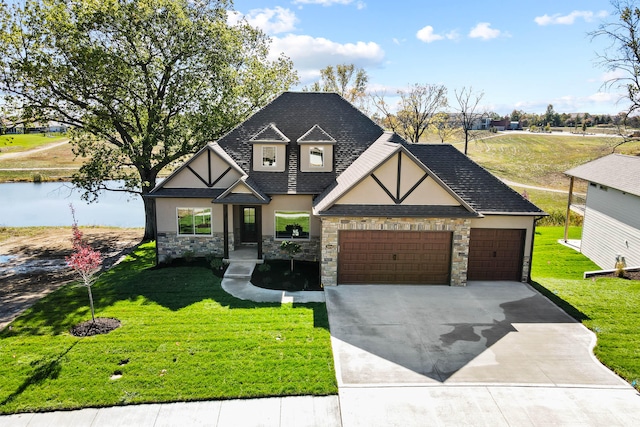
[0,181,144,227]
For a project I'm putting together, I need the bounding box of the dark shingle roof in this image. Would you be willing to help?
[145,188,225,199]
[404,144,545,215]
[217,92,384,194]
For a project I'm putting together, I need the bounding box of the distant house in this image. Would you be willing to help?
[565,154,640,269]
[148,92,545,286]
[471,117,491,130]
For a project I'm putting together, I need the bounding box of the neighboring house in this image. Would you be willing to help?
[471,117,491,130]
[565,154,640,270]
[148,92,545,286]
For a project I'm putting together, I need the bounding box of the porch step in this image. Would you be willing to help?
[224,261,258,279]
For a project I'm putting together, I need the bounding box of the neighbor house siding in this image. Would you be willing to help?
[581,185,640,269]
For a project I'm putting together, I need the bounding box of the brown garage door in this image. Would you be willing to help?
[338,230,452,284]
[468,229,525,281]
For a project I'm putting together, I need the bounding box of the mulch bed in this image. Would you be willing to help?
[70,318,121,337]
[251,260,322,291]
[598,270,640,280]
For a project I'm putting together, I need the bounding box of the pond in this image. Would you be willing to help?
[0,181,144,227]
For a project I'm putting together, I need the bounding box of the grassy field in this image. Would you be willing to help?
[0,142,81,182]
[531,227,640,390]
[462,133,640,191]
[0,243,336,414]
[0,134,67,154]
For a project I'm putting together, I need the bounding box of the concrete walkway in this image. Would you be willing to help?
[221,247,324,303]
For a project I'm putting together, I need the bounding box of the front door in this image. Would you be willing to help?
[240,206,257,243]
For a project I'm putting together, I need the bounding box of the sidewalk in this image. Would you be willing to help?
[2,396,341,427]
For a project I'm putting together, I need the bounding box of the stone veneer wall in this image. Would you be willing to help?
[521,256,531,283]
[157,232,234,262]
[262,236,321,262]
[320,217,471,287]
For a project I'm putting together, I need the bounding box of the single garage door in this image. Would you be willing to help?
[468,228,525,281]
[338,230,452,284]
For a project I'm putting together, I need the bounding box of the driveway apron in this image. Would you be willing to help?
[325,281,640,426]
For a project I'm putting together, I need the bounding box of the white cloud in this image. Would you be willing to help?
[600,69,628,82]
[416,26,443,43]
[228,7,297,35]
[534,10,608,26]
[269,34,385,83]
[416,26,459,43]
[468,22,503,40]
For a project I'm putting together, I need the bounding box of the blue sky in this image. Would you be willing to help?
[230,0,625,115]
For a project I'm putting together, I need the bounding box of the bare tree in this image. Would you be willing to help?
[453,87,485,155]
[590,0,640,151]
[591,1,640,115]
[372,83,448,143]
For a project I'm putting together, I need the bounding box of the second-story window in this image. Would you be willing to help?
[262,146,277,167]
[309,147,324,167]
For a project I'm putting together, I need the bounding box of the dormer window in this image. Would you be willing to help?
[309,147,324,167]
[298,125,335,172]
[262,146,277,167]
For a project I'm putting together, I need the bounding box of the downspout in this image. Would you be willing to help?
[564,176,574,242]
[528,215,546,283]
[151,195,159,265]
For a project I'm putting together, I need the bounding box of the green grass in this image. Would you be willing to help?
[0,134,67,154]
[0,243,336,414]
[531,226,640,390]
[462,133,640,190]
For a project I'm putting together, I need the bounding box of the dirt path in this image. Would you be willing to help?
[0,139,69,160]
[499,178,586,196]
[0,227,144,330]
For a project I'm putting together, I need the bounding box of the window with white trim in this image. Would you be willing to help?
[275,211,310,239]
[177,208,212,236]
[262,146,277,167]
[309,146,324,167]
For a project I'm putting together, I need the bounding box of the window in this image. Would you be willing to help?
[309,147,324,167]
[275,211,310,239]
[262,146,277,167]
[177,208,212,236]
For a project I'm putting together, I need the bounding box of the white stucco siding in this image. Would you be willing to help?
[469,215,536,258]
[156,198,227,233]
[581,186,640,269]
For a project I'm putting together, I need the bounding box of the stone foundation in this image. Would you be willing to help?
[157,232,234,262]
[320,217,471,287]
[262,236,321,262]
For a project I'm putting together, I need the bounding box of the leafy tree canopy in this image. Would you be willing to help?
[304,63,368,104]
[0,0,298,240]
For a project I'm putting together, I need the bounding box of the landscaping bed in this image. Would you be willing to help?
[251,260,322,291]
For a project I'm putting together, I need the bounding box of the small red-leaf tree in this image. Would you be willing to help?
[65,204,103,323]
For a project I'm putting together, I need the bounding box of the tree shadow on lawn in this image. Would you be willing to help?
[1,244,329,337]
[1,341,78,407]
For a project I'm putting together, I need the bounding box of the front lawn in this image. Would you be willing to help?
[531,226,640,390]
[0,243,336,414]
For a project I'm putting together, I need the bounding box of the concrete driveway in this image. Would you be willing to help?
[325,282,640,426]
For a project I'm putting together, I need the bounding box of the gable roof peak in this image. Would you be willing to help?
[249,123,290,143]
[297,124,336,144]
